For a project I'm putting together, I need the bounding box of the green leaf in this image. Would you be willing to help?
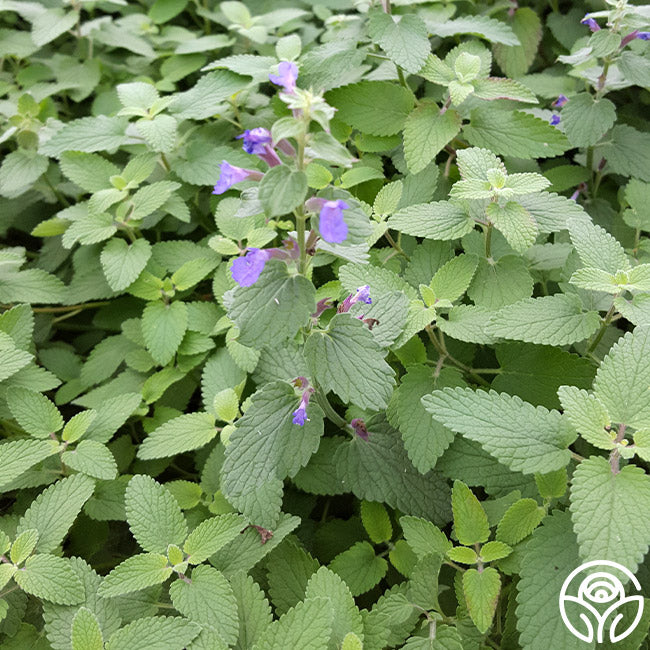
[486,294,600,346]
[138,412,217,459]
[561,93,616,148]
[486,202,538,253]
[14,555,84,605]
[304,314,395,410]
[334,417,452,525]
[593,327,650,429]
[6,387,63,438]
[222,382,323,528]
[149,0,189,23]
[570,456,650,572]
[226,262,315,349]
[141,301,188,366]
[493,8,542,77]
[125,475,187,554]
[40,116,128,157]
[0,331,33,380]
[567,217,629,274]
[251,597,333,650]
[183,513,246,564]
[496,499,545,545]
[472,78,537,103]
[97,553,172,598]
[62,440,118,480]
[480,541,512,562]
[493,343,595,410]
[10,529,39,565]
[340,165,385,189]
[258,166,308,217]
[361,501,393,544]
[367,11,430,74]
[557,386,613,450]
[329,541,388,596]
[305,566,364,647]
[0,439,59,490]
[169,565,238,646]
[403,106,461,175]
[130,181,181,220]
[326,82,415,136]
[452,481,489,546]
[0,149,48,198]
[464,107,570,158]
[430,16,520,45]
[516,510,585,650]
[462,567,500,634]
[168,70,249,120]
[31,8,79,47]
[137,115,178,153]
[448,546,478,565]
[431,254,478,303]
[388,201,474,240]
[105,616,200,650]
[230,570,273,649]
[100,238,152,292]
[601,124,650,182]
[400,515,453,559]
[17,474,96,553]
[422,388,576,474]
[395,365,457,473]
[72,608,104,650]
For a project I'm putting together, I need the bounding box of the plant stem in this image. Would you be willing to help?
[425,325,491,387]
[297,208,307,275]
[0,301,110,313]
[396,66,409,89]
[314,387,349,431]
[484,223,493,259]
[585,301,618,355]
[384,231,410,261]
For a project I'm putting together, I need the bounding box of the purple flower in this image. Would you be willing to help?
[231,248,271,287]
[269,61,298,93]
[213,161,262,195]
[291,377,314,426]
[637,32,650,40]
[237,127,272,155]
[338,285,372,313]
[581,16,600,32]
[350,418,369,441]
[552,94,569,108]
[550,114,561,126]
[319,200,349,243]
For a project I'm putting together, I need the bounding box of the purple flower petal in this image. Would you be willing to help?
[319,199,349,244]
[292,405,308,426]
[552,94,569,108]
[269,61,298,93]
[637,31,650,40]
[231,248,271,287]
[213,161,255,195]
[550,114,561,126]
[237,127,272,155]
[580,16,600,32]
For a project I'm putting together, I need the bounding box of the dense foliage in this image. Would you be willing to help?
[1,0,650,648]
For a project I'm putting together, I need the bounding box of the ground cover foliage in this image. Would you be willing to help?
[1,0,650,647]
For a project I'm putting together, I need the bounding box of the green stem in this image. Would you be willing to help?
[484,223,493,259]
[396,66,409,89]
[314,387,349,431]
[585,301,618,355]
[586,146,594,191]
[1,301,110,313]
[296,209,307,275]
[384,231,410,261]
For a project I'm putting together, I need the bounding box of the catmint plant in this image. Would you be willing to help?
[1,0,650,648]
